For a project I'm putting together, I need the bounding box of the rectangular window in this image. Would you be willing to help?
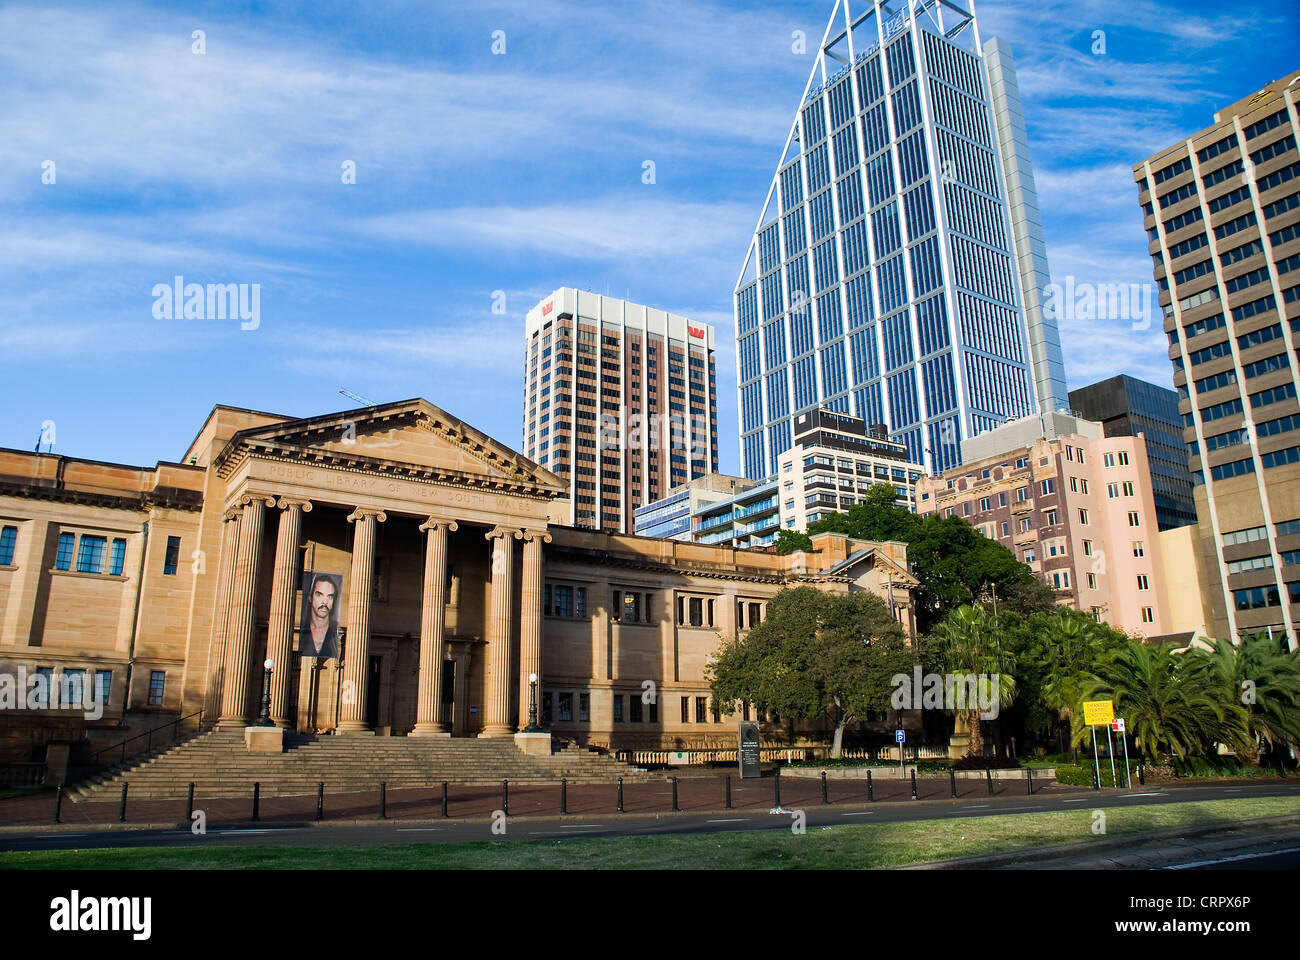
[1078,509,1089,525]
[1040,479,1055,496]
[1087,573,1098,589]
[61,668,85,708]
[0,526,16,566]
[1118,451,1130,465]
[558,692,573,722]
[696,697,707,723]
[1107,483,1119,498]
[579,693,590,723]
[55,532,75,571]
[1083,540,1093,556]
[34,667,53,706]
[555,585,573,617]
[108,538,126,576]
[1133,541,1145,557]
[1128,512,1141,527]
[163,535,180,576]
[1103,453,1115,467]
[1142,607,1155,624]
[1123,481,1135,497]
[95,669,111,707]
[1137,574,1149,590]
[622,591,641,623]
[630,696,642,723]
[542,692,554,723]
[575,587,587,618]
[689,597,703,627]
[613,694,624,723]
[649,700,658,723]
[148,670,166,706]
[1045,509,1059,526]
[76,535,107,574]
[681,696,690,723]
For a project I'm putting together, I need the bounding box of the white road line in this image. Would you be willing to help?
[967,804,990,809]
[1169,846,1300,870]
[705,818,747,823]
[1122,792,1162,798]
[1062,799,1088,803]
[560,823,604,828]
[1222,788,1243,792]
[841,811,874,816]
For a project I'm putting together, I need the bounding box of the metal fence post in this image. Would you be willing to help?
[502,779,509,817]
[773,767,781,808]
[251,782,260,822]
[185,782,195,822]
[949,768,957,798]
[52,785,63,824]
[316,781,324,821]
[671,776,679,812]
[725,775,732,810]
[441,781,449,819]
[1026,767,1033,796]
[561,778,568,815]
[379,782,387,820]
[617,777,624,813]
[118,782,128,822]
[909,769,917,800]
[821,770,829,804]
[867,769,874,802]
[986,767,993,796]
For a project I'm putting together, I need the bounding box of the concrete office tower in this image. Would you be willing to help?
[1069,374,1198,531]
[734,0,1065,481]
[1136,68,1300,649]
[524,288,719,533]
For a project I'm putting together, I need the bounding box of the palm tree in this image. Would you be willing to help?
[937,605,1017,757]
[1186,633,1300,764]
[1039,610,1109,758]
[1080,641,1244,763]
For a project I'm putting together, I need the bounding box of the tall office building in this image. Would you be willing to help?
[1136,69,1300,649]
[524,288,719,532]
[1068,374,1198,531]
[734,0,1066,481]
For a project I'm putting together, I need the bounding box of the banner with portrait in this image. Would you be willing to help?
[298,571,342,659]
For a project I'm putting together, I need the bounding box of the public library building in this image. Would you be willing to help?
[0,399,915,762]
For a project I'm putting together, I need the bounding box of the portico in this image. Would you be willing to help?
[198,399,566,739]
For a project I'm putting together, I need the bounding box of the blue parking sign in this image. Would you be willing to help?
[895,729,905,743]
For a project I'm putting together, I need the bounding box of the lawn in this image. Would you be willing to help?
[2,797,1295,870]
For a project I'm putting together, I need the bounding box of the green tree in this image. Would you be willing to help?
[773,529,812,555]
[1186,633,1300,763]
[707,586,909,757]
[1081,641,1247,763]
[934,605,1017,757]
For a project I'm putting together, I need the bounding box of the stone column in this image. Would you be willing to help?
[480,526,520,737]
[517,528,551,729]
[204,510,239,723]
[218,495,275,728]
[412,516,457,736]
[337,508,386,734]
[266,498,311,727]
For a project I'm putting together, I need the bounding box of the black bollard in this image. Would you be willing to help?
[1139,762,1145,786]
[379,781,387,820]
[773,767,782,808]
[867,769,874,802]
[185,782,195,822]
[1093,764,1100,790]
[821,770,829,804]
[561,778,568,815]
[671,776,679,812]
[909,768,917,800]
[986,767,994,796]
[52,785,63,824]
[1026,767,1033,795]
[502,779,509,817]
[441,781,449,819]
[251,782,260,822]
[617,777,624,813]
[725,775,732,810]
[316,782,324,821]
[118,782,129,823]
[950,768,957,798]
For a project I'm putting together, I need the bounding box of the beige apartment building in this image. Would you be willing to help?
[915,412,1180,637]
[1136,69,1300,648]
[523,288,719,533]
[0,398,913,764]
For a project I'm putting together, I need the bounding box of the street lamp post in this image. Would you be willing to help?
[257,658,274,726]
[524,672,542,732]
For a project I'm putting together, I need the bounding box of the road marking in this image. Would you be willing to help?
[396,828,444,832]
[1062,799,1088,803]
[841,811,874,816]
[705,818,747,823]
[31,834,89,840]
[967,804,989,809]
[1122,792,1161,798]
[1222,787,1243,792]
[561,823,604,829]
[1169,846,1300,870]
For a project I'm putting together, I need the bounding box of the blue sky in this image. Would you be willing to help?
[1,0,1296,472]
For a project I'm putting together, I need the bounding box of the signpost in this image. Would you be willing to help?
[738,722,761,779]
[1083,700,1114,788]
[1112,718,1130,788]
[896,729,905,778]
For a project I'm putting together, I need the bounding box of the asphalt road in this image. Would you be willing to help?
[1,781,1295,856]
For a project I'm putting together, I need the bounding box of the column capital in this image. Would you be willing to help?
[485,526,523,542]
[222,508,241,523]
[237,494,277,510]
[276,497,313,513]
[419,516,459,534]
[347,507,387,524]
[521,527,552,544]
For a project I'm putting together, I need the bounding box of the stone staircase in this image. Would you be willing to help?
[70,729,656,799]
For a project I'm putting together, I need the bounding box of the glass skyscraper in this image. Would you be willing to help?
[734,0,1066,480]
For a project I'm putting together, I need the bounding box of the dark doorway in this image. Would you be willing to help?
[366,655,382,729]
[441,659,455,731]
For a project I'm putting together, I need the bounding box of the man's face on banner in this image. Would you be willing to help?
[311,579,337,621]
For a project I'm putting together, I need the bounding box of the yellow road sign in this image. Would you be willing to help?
[1083,700,1115,726]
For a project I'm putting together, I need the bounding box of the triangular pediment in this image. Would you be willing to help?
[214,398,566,497]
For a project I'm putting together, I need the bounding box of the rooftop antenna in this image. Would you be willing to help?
[338,387,378,406]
